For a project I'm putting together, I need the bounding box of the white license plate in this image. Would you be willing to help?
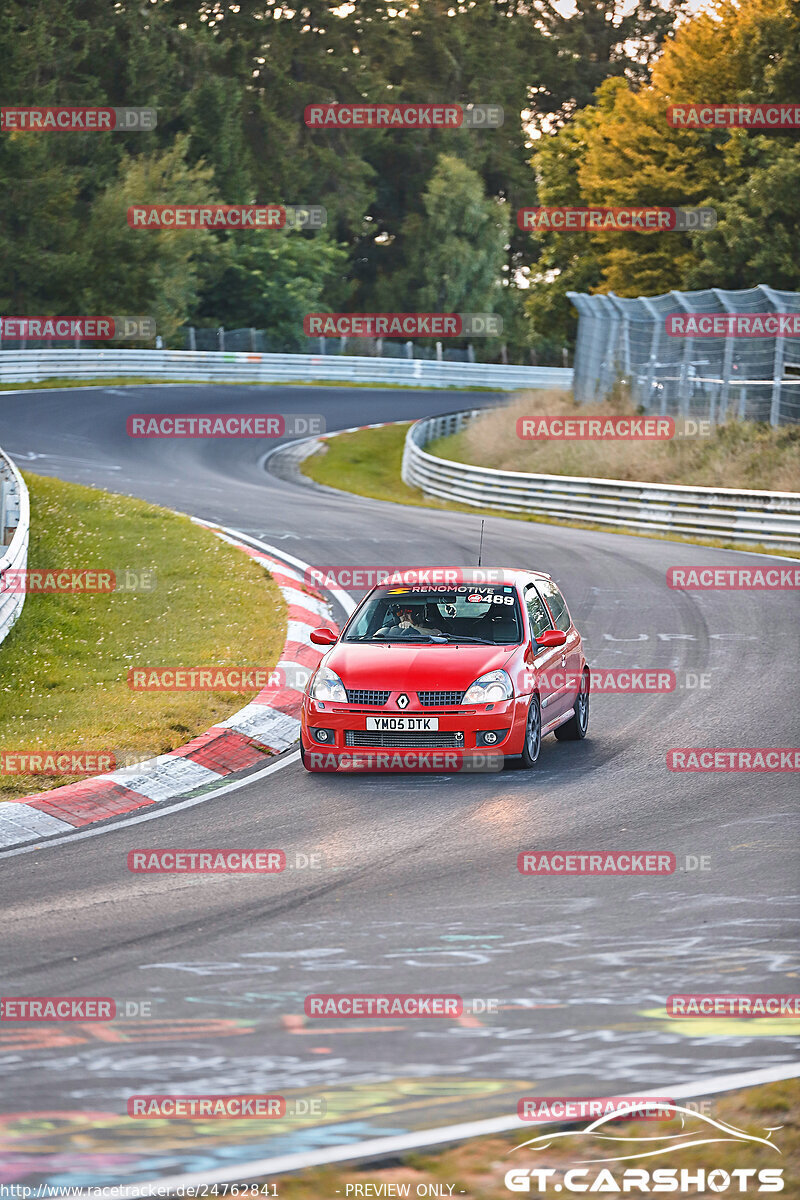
[365,716,439,731]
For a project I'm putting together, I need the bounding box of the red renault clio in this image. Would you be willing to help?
[300,570,589,771]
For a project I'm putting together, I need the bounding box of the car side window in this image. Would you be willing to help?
[537,580,572,633]
[524,585,552,640]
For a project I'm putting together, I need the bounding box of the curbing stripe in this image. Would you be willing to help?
[0,531,335,848]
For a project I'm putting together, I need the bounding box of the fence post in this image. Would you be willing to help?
[319,337,326,355]
[376,337,383,357]
[187,326,196,351]
[217,326,225,352]
[436,341,443,362]
[249,327,258,352]
[770,335,785,427]
[467,343,475,363]
[405,341,414,359]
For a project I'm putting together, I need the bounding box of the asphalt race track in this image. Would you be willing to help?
[1,384,798,1187]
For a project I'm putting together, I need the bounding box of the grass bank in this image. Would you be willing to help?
[0,473,286,800]
[429,390,800,492]
[268,1078,798,1199]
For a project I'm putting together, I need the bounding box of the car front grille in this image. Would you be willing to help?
[345,730,465,749]
[417,690,464,707]
[345,689,391,706]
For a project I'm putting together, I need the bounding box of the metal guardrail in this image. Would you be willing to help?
[401,410,800,549]
[0,349,573,393]
[0,447,30,646]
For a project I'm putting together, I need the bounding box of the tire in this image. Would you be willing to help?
[507,694,542,769]
[554,669,589,741]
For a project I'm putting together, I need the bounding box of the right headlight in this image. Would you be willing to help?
[462,669,514,704]
[309,666,347,703]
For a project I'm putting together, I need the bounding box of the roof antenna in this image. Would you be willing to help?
[477,519,485,568]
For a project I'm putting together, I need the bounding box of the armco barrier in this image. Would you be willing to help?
[0,348,573,392]
[0,448,30,646]
[401,410,800,550]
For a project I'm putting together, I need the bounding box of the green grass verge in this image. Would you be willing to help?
[0,473,286,801]
[265,1079,798,1198]
[301,423,798,557]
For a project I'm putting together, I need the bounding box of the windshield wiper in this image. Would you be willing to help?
[371,633,448,643]
[436,634,497,644]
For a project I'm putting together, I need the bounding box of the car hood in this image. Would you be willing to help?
[322,642,517,691]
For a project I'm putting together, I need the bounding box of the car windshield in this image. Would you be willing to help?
[343,585,523,645]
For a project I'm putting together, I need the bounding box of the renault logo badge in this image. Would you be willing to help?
[396,693,410,709]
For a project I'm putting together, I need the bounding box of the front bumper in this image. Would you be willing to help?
[301,696,528,771]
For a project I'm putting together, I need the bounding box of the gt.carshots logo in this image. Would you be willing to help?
[126,414,325,438]
[0,106,156,131]
[517,207,716,232]
[304,103,503,128]
[505,1103,784,1193]
[0,317,155,340]
[304,313,501,337]
[668,749,799,771]
[305,994,462,1017]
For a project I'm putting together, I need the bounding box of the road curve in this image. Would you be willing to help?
[0,384,798,1187]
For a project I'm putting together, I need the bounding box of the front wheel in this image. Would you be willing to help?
[507,694,542,769]
[554,669,589,741]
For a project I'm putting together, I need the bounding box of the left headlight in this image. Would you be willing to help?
[462,669,513,704]
[309,665,347,703]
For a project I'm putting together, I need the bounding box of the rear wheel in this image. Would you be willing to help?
[554,669,589,741]
[507,694,541,769]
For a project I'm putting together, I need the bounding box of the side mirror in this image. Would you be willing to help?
[310,627,338,646]
[535,628,567,648]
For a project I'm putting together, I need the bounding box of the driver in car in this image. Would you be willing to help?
[377,601,444,638]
